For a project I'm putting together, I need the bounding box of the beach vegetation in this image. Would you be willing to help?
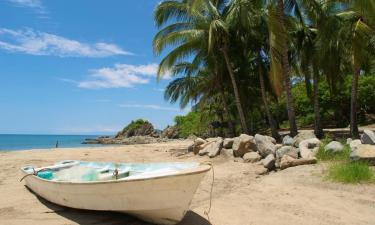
[153,0,375,138]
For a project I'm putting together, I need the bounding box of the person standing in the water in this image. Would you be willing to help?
[55,141,59,148]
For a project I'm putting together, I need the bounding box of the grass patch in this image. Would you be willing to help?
[327,162,375,184]
[316,137,350,162]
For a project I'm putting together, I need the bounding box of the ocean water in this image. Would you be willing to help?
[0,134,102,151]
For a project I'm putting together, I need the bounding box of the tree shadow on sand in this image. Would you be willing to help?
[25,186,211,225]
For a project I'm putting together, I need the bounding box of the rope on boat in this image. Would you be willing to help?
[201,161,214,222]
[19,168,51,182]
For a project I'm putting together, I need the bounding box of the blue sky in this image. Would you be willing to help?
[0,0,189,135]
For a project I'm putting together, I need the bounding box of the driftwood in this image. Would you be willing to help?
[280,156,317,170]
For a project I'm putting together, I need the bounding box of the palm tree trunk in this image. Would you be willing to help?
[277,0,298,137]
[221,46,249,134]
[350,59,360,138]
[219,86,236,137]
[257,50,281,141]
[312,65,324,138]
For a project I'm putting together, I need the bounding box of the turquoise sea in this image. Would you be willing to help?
[0,134,102,151]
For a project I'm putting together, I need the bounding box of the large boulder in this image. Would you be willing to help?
[350,139,362,151]
[208,138,224,158]
[243,152,261,163]
[275,146,299,168]
[361,130,375,145]
[255,134,277,157]
[232,134,257,157]
[293,131,316,147]
[280,155,317,170]
[350,144,375,165]
[223,138,235,149]
[324,141,344,153]
[299,138,321,159]
[282,135,294,146]
[188,138,208,154]
[262,154,276,170]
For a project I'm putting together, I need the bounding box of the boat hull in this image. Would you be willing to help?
[22,164,210,225]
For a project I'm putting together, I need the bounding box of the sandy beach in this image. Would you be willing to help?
[1,140,374,225]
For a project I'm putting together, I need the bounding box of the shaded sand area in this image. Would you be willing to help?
[0,140,374,225]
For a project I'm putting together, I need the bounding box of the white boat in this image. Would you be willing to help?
[20,160,211,225]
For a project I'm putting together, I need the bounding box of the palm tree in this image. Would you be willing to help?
[226,0,281,140]
[154,0,249,134]
[338,0,375,138]
[268,1,298,137]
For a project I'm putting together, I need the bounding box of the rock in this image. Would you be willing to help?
[361,130,375,145]
[243,152,261,163]
[266,136,277,144]
[234,158,244,163]
[282,135,294,146]
[350,144,375,165]
[293,131,316,147]
[275,144,283,150]
[346,138,353,145]
[223,138,235,149]
[255,167,268,175]
[208,138,224,158]
[255,134,277,158]
[324,141,344,153]
[275,146,299,168]
[221,149,234,159]
[116,120,155,138]
[160,126,179,139]
[262,154,275,170]
[232,134,257,157]
[194,138,206,146]
[299,138,321,159]
[276,146,298,160]
[350,139,362,151]
[280,155,317,169]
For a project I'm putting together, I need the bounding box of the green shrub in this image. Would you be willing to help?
[327,162,375,184]
[174,111,210,138]
[122,119,148,132]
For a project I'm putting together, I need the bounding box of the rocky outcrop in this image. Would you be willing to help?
[232,134,257,157]
[350,144,375,165]
[116,120,155,138]
[255,134,277,157]
[324,141,344,153]
[299,138,321,159]
[361,130,375,145]
[160,126,179,139]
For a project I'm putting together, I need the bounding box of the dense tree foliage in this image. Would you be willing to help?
[153,0,375,138]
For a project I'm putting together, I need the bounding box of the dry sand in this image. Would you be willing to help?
[0,140,374,225]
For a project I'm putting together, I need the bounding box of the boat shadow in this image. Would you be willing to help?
[25,186,211,225]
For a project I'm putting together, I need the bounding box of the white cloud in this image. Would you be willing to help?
[77,63,168,89]
[8,0,47,15]
[119,104,182,112]
[153,88,165,92]
[0,28,132,57]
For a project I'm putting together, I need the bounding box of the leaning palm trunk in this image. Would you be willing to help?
[277,0,298,137]
[350,60,360,138]
[222,46,249,134]
[313,66,324,138]
[219,86,236,137]
[257,50,280,141]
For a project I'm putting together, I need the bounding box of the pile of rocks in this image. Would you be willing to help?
[348,129,375,166]
[188,131,321,172]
